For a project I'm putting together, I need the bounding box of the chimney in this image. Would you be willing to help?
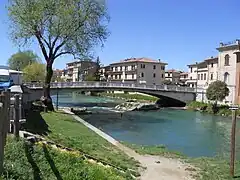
[158,59,161,62]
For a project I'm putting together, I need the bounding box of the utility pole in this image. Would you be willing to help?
[229,105,238,177]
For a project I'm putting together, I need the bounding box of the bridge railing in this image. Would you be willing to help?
[24,82,196,92]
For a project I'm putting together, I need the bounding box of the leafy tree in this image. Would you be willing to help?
[8,0,109,110]
[206,80,229,110]
[85,74,97,81]
[8,50,41,70]
[94,56,101,81]
[23,63,46,82]
[163,79,174,85]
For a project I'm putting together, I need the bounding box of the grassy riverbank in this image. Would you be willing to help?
[99,92,158,102]
[2,111,141,179]
[186,101,239,117]
[3,136,129,180]
[122,142,240,180]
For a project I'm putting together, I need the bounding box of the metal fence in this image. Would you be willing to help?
[25,81,196,93]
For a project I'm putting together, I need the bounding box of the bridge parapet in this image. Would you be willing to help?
[25,82,196,93]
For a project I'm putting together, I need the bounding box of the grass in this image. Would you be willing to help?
[121,142,184,158]
[122,142,240,180]
[99,92,158,102]
[186,101,240,117]
[23,111,140,175]
[2,136,131,180]
[189,157,240,180]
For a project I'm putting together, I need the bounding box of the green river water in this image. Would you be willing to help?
[52,93,240,158]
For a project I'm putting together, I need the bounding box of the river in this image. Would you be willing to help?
[52,93,240,158]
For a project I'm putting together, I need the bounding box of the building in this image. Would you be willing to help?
[185,39,240,104]
[217,40,240,104]
[65,60,98,82]
[165,69,181,84]
[179,72,188,85]
[186,63,198,88]
[186,57,218,88]
[99,65,111,81]
[108,57,167,85]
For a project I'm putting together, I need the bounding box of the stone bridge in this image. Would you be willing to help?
[26,82,196,106]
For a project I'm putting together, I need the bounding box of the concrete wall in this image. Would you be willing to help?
[137,62,165,85]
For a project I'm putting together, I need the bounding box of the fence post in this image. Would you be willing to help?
[0,94,4,174]
[0,90,10,175]
[3,90,10,146]
[14,94,20,139]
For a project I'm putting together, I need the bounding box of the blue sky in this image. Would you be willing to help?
[0,0,240,71]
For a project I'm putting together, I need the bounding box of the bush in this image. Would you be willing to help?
[187,101,208,110]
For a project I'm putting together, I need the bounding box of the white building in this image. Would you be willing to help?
[179,72,188,85]
[186,39,240,104]
[165,69,181,84]
[64,60,98,82]
[217,40,240,104]
[108,57,167,85]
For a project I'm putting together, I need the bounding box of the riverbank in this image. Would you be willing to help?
[67,110,196,180]
[2,110,140,179]
[186,101,239,117]
[122,143,240,180]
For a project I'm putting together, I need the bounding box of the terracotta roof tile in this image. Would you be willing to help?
[165,69,181,73]
[111,57,167,65]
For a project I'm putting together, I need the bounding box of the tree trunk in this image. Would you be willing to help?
[42,63,54,111]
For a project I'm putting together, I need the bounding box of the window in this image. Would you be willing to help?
[120,66,122,71]
[224,54,230,66]
[204,73,206,80]
[153,73,156,78]
[168,73,170,77]
[211,63,213,68]
[198,74,200,80]
[190,67,193,73]
[162,74,164,78]
[132,74,134,79]
[115,75,117,79]
[190,76,192,80]
[115,67,117,71]
[224,72,229,83]
[201,74,203,80]
[161,66,165,70]
[125,66,128,71]
[131,65,135,70]
[210,73,213,80]
[153,65,156,69]
[143,64,145,68]
[119,74,121,79]
[141,72,144,77]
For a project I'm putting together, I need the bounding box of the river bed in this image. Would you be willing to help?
[52,93,240,158]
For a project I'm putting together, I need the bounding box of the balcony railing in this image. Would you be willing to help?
[25,82,196,93]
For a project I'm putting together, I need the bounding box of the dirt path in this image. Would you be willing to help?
[117,143,195,180]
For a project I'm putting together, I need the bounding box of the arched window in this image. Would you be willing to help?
[224,54,230,66]
[224,72,229,83]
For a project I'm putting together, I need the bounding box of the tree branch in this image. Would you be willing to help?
[35,33,49,61]
[52,5,90,58]
[54,51,71,59]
